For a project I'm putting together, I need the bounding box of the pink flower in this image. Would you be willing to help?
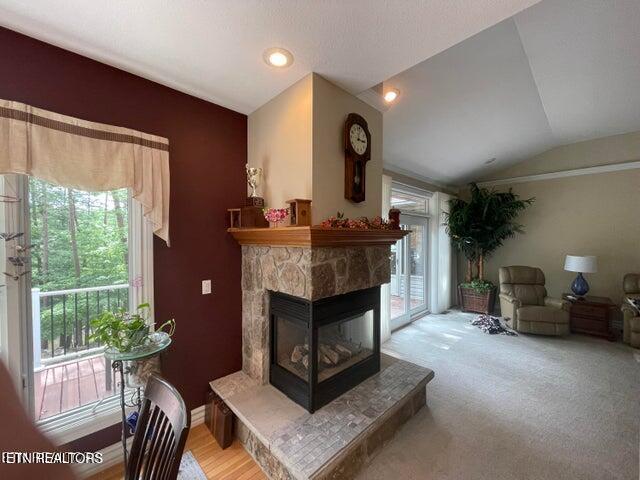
[263,208,290,224]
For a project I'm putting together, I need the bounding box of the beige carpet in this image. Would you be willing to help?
[358,310,639,480]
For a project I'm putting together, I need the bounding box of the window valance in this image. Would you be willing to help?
[0,99,170,245]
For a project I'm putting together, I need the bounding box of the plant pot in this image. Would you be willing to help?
[126,355,161,388]
[458,285,497,314]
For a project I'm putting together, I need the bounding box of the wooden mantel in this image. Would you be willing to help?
[227,226,408,247]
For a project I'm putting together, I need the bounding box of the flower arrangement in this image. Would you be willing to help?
[319,212,392,230]
[263,207,289,226]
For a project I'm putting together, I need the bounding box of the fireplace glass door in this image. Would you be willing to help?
[317,310,374,383]
[269,287,380,412]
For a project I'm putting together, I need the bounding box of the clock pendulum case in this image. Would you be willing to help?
[343,113,371,203]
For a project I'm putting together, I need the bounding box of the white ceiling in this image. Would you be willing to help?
[383,0,640,185]
[0,0,540,114]
[516,0,640,143]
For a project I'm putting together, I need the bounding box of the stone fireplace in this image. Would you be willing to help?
[240,239,392,386]
[270,286,380,412]
[214,226,433,480]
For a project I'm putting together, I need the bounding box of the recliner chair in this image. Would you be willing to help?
[621,273,640,348]
[498,266,570,335]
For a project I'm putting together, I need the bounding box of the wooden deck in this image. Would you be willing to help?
[90,424,266,480]
[34,354,114,420]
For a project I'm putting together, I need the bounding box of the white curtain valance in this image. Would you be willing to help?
[0,99,170,245]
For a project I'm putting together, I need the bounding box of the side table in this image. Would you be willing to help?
[563,294,615,341]
[104,333,171,468]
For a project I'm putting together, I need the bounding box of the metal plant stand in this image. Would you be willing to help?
[104,334,171,468]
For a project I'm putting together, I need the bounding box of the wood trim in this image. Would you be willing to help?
[227,226,407,247]
[477,160,640,187]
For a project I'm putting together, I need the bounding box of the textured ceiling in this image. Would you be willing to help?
[383,0,640,185]
[0,0,540,114]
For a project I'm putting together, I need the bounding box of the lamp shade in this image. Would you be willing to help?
[564,255,597,273]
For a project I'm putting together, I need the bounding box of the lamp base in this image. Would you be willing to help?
[571,272,589,297]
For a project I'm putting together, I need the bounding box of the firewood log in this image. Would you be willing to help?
[319,344,340,364]
[291,344,307,363]
[334,344,352,358]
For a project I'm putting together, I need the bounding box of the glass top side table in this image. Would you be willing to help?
[104,332,172,468]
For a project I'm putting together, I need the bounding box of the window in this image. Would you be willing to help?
[391,188,429,215]
[0,174,154,442]
[30,178,129,421]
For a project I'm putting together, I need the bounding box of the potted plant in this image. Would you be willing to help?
[445,183,533,314]
[90,303,175,386]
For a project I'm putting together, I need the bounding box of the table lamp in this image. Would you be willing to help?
[564,255,597,297]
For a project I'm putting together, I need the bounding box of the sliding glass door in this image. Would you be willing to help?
[390,214,428,330]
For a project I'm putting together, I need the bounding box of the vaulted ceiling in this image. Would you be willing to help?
[382,0,640,185]
[0,0,539,114]
[2,1,637,187]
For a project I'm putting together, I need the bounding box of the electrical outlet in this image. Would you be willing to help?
[202,280,212,295]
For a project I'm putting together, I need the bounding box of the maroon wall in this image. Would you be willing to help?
[0,27,246,448]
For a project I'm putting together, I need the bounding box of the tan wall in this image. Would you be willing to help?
[465,131,640,306]
[248,73,384,224]
[247,74,313,209]
[477,130,640,181]
[312,74,383,221]
[482,170,640,304]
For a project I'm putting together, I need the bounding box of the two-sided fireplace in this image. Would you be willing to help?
[269,286,380,412]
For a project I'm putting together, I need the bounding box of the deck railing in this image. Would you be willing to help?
[32,284,129,368]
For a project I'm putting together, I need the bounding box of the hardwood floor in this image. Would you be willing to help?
[89,424,266,480]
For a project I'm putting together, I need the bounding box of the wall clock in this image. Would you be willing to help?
[344,113,371,203]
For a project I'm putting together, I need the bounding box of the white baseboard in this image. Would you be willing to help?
[191,404,205,426]
[73,439,131,479]
[74,404,205,479]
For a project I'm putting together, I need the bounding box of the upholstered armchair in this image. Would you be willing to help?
[498,266,570,335]
[621,273,640,348]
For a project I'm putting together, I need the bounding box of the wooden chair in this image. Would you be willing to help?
[126,375,190,480]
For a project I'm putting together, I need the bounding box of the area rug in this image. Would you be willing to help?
[178,451,207,480]
[471,314,518,336]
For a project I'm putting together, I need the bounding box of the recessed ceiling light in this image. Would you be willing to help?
[383,89,400,103]
[484,157,497,165]
[263,47,294,68]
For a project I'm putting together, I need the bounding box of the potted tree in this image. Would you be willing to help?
[445,183,533,314]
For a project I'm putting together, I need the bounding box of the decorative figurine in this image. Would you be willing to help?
[389,208,401,230]
[286,199,312,226]
[246,164,264,207]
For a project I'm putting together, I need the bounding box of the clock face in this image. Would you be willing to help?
[349,123,368,155]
